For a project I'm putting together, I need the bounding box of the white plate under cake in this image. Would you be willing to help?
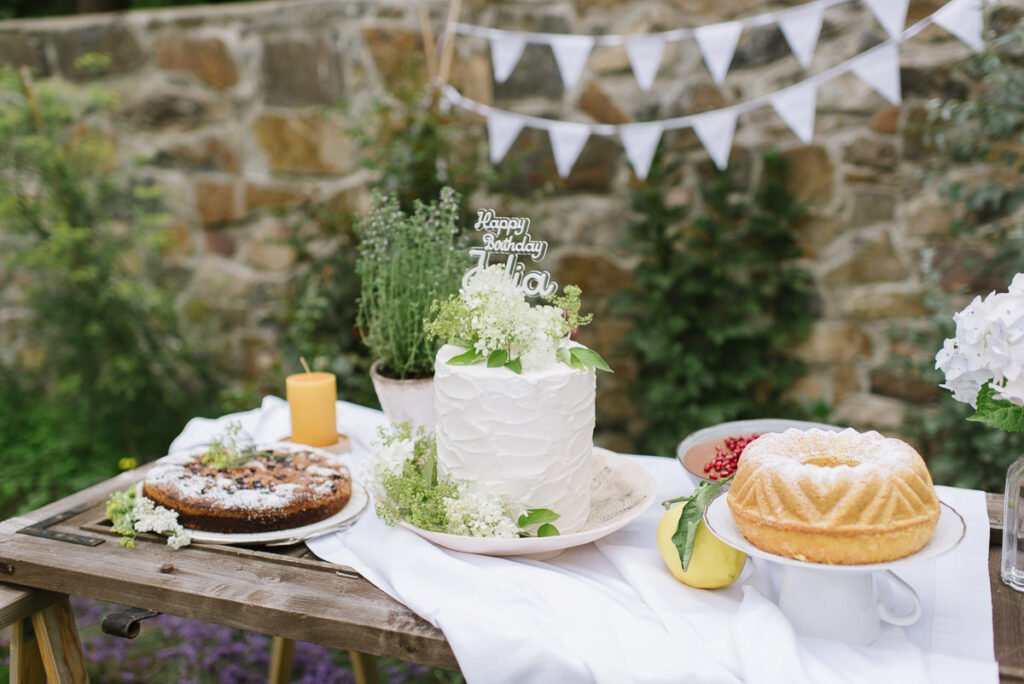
[143,444,352,534]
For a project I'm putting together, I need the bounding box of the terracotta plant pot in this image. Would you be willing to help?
[369,361,436,430]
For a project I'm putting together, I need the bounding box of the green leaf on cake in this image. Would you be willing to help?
[487,349,509,368]
[968,382,1024,432]
[452,338,475,350]
[569,346,613,373]
[556,347,572,366]
[537,523,560,537]
[505,357,523,374]
[448,348,483,366]
[672,479,729,571]
[518,508,560,527]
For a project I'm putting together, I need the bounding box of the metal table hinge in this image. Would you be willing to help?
[17,503,104,546]
[102,607,161,639]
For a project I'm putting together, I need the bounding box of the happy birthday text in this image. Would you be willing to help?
[462,209,558,297]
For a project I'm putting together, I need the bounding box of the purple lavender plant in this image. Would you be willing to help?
[70,598,461,683]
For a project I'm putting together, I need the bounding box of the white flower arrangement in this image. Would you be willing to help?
[935,273,1024,431]
[369,423,560,538]
[106,484,191,549]
[425,265,611,374]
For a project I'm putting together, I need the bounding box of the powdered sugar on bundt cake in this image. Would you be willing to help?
[727,428,940,564]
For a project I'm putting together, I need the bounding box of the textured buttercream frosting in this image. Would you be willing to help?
[434,344,596,533]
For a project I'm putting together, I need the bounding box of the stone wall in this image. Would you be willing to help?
[0,0,1020,453]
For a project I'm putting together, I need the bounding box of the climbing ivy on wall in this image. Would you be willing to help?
[621,152,822,457]
[898,19,1024,492]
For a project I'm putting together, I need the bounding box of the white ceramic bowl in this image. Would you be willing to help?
[676,418,844,487]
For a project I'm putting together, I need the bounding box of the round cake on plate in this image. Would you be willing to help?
[143,446,352,534]
[726,428,940,564]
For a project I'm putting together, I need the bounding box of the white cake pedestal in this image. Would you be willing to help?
[704,496,966,645]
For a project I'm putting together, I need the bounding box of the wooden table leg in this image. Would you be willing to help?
[268,636,294,684]
[29,595,88,683]
[11,617,46,684]
[350,651,379,684]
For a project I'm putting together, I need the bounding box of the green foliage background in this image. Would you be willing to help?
[0,65,219,519]
[620,152,824,457]
[897,21,1024,492]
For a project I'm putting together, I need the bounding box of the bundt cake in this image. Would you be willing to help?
[726,428,940,564]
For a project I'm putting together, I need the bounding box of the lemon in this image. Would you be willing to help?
[656,503,746,589]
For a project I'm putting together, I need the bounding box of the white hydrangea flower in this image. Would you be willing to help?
[444,486,520,538]
[936,274,1024,407]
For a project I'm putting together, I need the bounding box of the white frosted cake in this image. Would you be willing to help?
[434,343,597,533]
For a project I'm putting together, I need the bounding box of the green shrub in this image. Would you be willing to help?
[620,152,822,456]
[895,22,1024,491]
[281,202,378,407]
[0,65,216,515]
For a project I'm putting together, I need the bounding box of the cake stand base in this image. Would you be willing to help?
[778,567,920,645]
[704,496,966,645]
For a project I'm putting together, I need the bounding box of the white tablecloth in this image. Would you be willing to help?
[170,397,999,684]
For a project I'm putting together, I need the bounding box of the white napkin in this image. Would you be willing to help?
[170,400,999,684]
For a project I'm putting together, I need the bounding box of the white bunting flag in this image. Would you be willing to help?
[851,43,902,105]
[933,0,984,51]
[491,35,527,83]
[863,0,910,39]
[619,122,664,180]
[770,82,818,144]
[692,107,739,170]
[778,4,825,69]
[694,21,743,85]
[547,122,591,178]
[626,36,666,92]
[487,111,526,165]
[549,36,594,91]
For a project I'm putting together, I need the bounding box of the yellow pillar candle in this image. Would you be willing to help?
[286,371,338,447]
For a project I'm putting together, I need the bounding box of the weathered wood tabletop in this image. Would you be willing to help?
[0,465,1021,681]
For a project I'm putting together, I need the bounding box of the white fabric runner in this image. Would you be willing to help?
[170,397,999,684]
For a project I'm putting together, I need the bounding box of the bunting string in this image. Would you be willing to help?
[442,0,983,179]
[450,0,851,48]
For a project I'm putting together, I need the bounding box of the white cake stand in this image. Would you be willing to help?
[400,448,658,560]
[704,496,966,645]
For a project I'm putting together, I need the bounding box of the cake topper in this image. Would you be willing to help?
[462,209,558,297]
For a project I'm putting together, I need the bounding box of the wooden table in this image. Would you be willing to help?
[0,466,1020,683]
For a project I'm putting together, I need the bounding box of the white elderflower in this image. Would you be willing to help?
[444,486,520,538]
[936,274,1024,407]
[372,437,415,478]
[132,493,191,548]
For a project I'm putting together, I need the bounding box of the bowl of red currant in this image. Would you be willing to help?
[676,419,844,487]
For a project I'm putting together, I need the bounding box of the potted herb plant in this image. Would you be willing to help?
[355,187,466,427]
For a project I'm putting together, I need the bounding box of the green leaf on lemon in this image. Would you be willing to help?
[672,479,729,571]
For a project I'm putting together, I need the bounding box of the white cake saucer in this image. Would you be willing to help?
[188,481,369,546]
[704,494,966,644]
[156,442,369,546]
[399,448,658,560]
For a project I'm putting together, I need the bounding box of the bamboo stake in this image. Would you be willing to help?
[416,0,438,82]
[437,0,464,86]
